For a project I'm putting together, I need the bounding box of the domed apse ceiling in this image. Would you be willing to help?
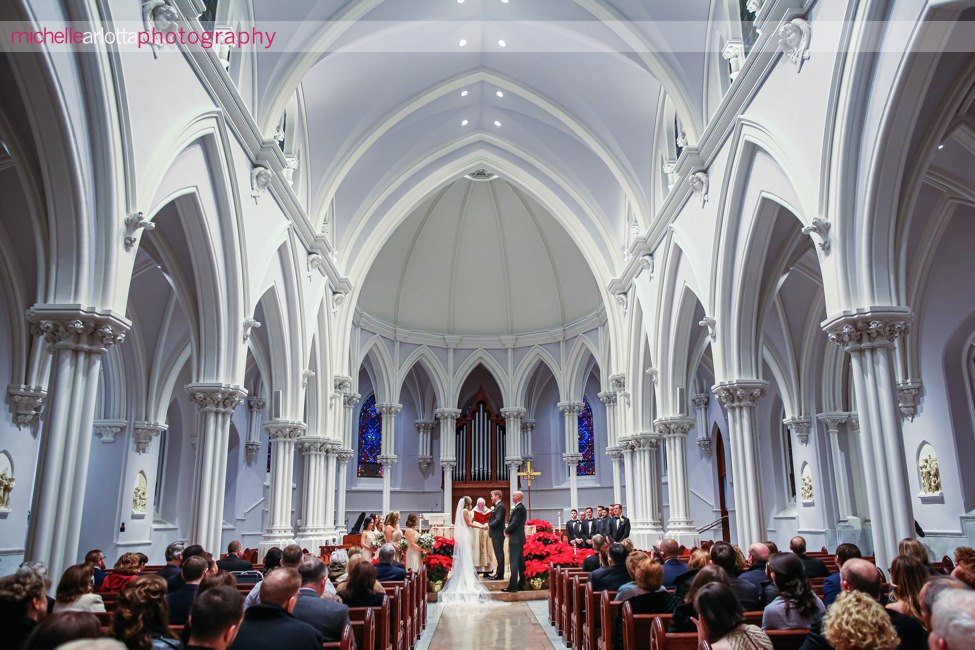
[358,175,601,337]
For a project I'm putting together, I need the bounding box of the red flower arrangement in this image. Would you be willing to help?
[527,519,554,532]
[430,536,455,557]
[520,520,595,578]
[423,536,455,582]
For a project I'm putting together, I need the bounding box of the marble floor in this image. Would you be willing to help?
[416,599,561,649]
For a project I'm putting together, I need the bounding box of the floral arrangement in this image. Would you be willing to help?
[423,535,455,582]
[526,519,554,532]
[521,520,594,579]
[369,531,385,550]
[417,533,435,552]
[397,537,409,554]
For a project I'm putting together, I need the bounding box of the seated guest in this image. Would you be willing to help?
[373,544,407,582]
[244,544,302,610]
[167,555,208,626]
[582,535,607,572]
[230,569,323,650]
[112,575,179,649]
[291,557,350,642]
[693,582,772,650]
[613,559,671,650]
[761,552,825,630]
[918,576,966,631]
[764,541,779,555]
[327,550,349,585]
[710,542,761,611]
[822,590,899,650]
[589,544,632,592]
[23,611,101,650]
[18,562,54,613]
[53,564,105,613]
[216,542,253,573]
[166,545,205,593]
[952,546,975,588]
[739,543,771,592]
[185,586,244,650]
[673,547,711,603]
[338,562,386,608]
[84,550,108,591]
[661,538,689,588]
[156,543,184,583]
[886,555,927,623]
[898,539,938,576]
[790,536,829,579]
[824,543,861,607]
[671,565,731,633]
[337,556,384,595]
[616,551,651,599]
[198,572,238,595]
[732,545,748,574]
[262,548,283,577]
[135,554,149,573]
[928,588,975,650]
[0,569,49,649]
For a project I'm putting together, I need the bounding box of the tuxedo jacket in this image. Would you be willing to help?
[614,516,630,541]
[581,518,597,540]
[505,502,527,543]
[566,520,584,543]
[488,502,507,538]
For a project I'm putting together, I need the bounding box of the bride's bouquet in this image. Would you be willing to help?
[369,531,385,551]
[417,533,435,553]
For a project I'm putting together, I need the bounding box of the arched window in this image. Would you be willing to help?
[357,395,383,478]
[577,398,595,476]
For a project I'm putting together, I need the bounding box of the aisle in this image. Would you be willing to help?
[416,600,558,650]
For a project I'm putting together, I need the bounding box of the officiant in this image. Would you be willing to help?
[471,498,495,575]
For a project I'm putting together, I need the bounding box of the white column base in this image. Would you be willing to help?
[294,528,330,551]
[665,524,700,547]
[259,529,296,556]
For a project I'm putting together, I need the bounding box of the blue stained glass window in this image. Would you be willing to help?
[357,395,383,478]
[577,398,595,476]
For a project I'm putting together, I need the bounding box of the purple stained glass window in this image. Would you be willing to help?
[357,395,383,478]
[577,398,595,476]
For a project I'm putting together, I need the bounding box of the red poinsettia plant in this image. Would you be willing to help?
[521,520,594,579]
[423,536,455,581]
[526,519,554,532]
[430,536,454,557]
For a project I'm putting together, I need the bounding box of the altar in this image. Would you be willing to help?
[422,514,536,578]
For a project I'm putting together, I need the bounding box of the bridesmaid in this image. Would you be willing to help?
[383,511,401,543]
[404,513,423,573]
[360,518,377,562]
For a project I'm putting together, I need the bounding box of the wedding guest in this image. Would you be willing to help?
[84,551,108,591]
[404,513,424,573]
[661,539,689,588]
[216,542,252,573]
[790,536,829,579]
[738,543,771,593]
[823,543,861,607]
[616,551,651,599]
[184,586,243,650]
[156,544,183,583]
[374,545,406,582]
[671,565,730,633]
[244,545,301,610]
[327,550,349,586]
[918,576,966,630]
[166,545,205,592]
[613,559,670,650]
[0,569,48,649]
[23,611,101,650]
[898,539,938,576]
[337,556,383,595]
[693,582,772,649]
[710,543,761,611]
[952,546,975,588]
[53,565,105,613]
[822,590,899,650]
[674,548,713,602]
[338,563,386,608]
[261,548,282,577]
[112,575,179,649]
[886,555,927,623]
[383,511,401,543]
[167,556,208,626]
[761,552,825,630]
[589,544,631,591]
[291,558,349,643]
[230,570,323,650]
[583,535,607,572]
[99,554,142,594]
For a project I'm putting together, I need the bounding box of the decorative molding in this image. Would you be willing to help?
[265,420,306,441]
[562,453,583,465]
[299,438,330,454]
[333,448,355,463]
[653,417,695,438]
[141,0,180,56]
[186,384,247,414]
[778,18,811,72]
[434,408,461,422]
[638,254,654,277]
[691,394,709,410]
[500,407,527,420]
[609,374,626,392]
[331,290,347,314]
[28,305,131,352]
[606,446,624,461]
[558,401,584,416]
[722,40,746,82]
[247,396,266,412]
[597,391,617,406]
[918,446,942,497]
[376,403,402,416]
[0,468,14,512]
[418,456,434,473]
[689,171,709,207]
[897,382,922,421]
[822,308,912,352]
[333,376,353,394]
[133,422,166,454]
[699,316,716,341]
[783,416,813,446]
[801,218,831,255]
[712,380,768,409]
[123,212,155,251]
[697,437,713,458]
[245,441,261,465]
[818,412,848,433]
[242,318,261,343]
[377,454,398,466]
[301,369,315,388]
[800,471,814,503]
[6,385,46,429]
[343,392,361,408]
[250,165,273,198]
[746,0,763,13]
[94,419,127,444]
[645,367,659,385]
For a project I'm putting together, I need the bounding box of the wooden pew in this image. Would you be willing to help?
[569,574,589,650]
[582,586,617,650]
[348,606,376,650]
[597,591,622,650]
[621,603,657,650]
[766,630,810,650]
[323,622,354,650]
[560,569,588,639]
[380,585,405,650]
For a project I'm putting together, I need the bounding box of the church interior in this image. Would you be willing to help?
[2,0,975,648]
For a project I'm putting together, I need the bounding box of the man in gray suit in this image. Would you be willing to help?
[291,557,349,643]
[502,491,528,592]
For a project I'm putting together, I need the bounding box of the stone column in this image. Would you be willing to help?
[713,380,767,547]
[621,437,636,525]
[261,420,304,551]
[691,394,712,457]
[655,417,698,544]
[376,403,401,514]
[245,396,265,465]
[521,419,536,461]
[332,391,359,533]
[323,447,339,538]
[22,307,128,577]
[558,401,584,507]
[333,448,355,533]
[501,407,526,496]
[435,408,461,515]
[818,412,855,523]
[599,391,623,504]
[823,308,914,571]
[608,448,624,505]
[625,433,665,548]
[416,421,435,474]
[295,437,332,550]
[185,383,247,554]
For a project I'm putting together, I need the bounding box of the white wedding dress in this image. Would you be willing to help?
[438,498,490,604]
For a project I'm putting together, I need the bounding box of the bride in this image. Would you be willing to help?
[438,496,490,604]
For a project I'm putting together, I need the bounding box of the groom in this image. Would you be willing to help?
[502,491,527,593]
[487,489,506,580]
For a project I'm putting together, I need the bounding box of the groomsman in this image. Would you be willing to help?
[582,507,597,546]
[596,505,617,541]
[566,509,584,547]
[611,503,630,541]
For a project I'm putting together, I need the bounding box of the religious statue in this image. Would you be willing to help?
[0,471,15,510]
[800,473,814,502]
[919,452,942,495]
[132,484,147,513]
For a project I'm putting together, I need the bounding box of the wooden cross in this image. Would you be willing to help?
[517,460,542,518]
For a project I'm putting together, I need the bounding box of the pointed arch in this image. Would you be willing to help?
[565,336,601,401]
[397,346,448,408]
[450,349,508,406]
[359,335,394,403]
[512,346,564,406]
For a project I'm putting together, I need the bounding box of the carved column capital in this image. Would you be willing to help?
[247,396,266,412]
[186,384,247,413]
[299,437,330,455]
[896,382,922,421]
[415,420,436,436]
[440,459,457,471]
[133,421,167,454]
[333,448,355,463]
[245,441,262,465]
[7,385,47,429]
[264,420,306,441]
[558,401,584,416]
[691,394,710,410]
[27,305,130,353]
[597,391,618,406]
[500,407,527,420]
[609,374,626,392]
[93,419,127,443]
[817,412,848,434]
[822,307,912,352]
[376,403,402,416]
[343,392,361,408]
[521,419,536,433]
[333,375,353,394]
[434,408,462,422]
[377,454,398,466]
[653,417,696,438]
[562,453,583,465]
[712,380,768,408]
[606,446,625,460]
[697,437,713,457]
[783,416,813,446]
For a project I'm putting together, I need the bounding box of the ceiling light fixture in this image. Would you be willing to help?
[457,0,465,3]
[500,0,509,3]
[494,120,502,127]
[938,143,944,150]
[461,90,469,97]
[461,119,469,126]
[458,38,468,47]
[497,39,507,47]
[496,90,504,97]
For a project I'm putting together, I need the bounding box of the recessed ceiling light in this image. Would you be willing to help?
[461,119,469,126]
[496,90,504,98]
[497,39,507,47]
[494,120,502,127]
[457,0,465,3]
[458,39,468,47]
[938,143,944,150]
[500,0,509,3]
[461,90,469,97]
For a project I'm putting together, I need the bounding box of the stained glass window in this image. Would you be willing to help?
[577,398,595,476]
[357,395,383,478]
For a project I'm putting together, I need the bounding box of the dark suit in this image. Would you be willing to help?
[229,603,323,650]
[729,576,761,611]
[566,519,584,545]
[738,561,768,592]
[156,563,181,582]
[291,588,350,643]
[588,565,630,592]
[604,517,618,541]
[217,555,254,572]
[505,502,527,590]
[374,562,407,582]
[166,583,198,625]
[662,558,689,588]
[488,501,507,579]
[581,518,596,545]
[614,516,630,541]
[797,553,830,579]
[582,554,602,573]
[822,572,842,607]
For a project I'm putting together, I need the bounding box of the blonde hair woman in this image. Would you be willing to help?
[383,511,401,543]
[823,590,899,650]
[404,513,423,573]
